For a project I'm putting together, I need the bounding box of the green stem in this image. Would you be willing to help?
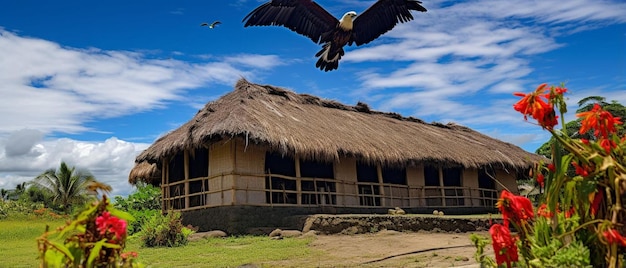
[555,219,606,240]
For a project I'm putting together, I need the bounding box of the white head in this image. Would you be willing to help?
[339,11,357,29]
[342,11,357,20]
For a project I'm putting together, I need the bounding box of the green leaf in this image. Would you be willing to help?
[44,249,66,268]
[107,205,135,222]
[102,242,122,249]
[48,241,74,262]
[87,239,106,267]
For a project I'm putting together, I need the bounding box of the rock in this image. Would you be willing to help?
[438,211,445,216]
[280,230,303,238]
[269,228,302,238]
[188,230,228,241]
[300,230,318,238]
[377,229,400,236]
[433,210,439,215]
[270,236,283,240]
[394,207,406,215]
[268,228,282,237]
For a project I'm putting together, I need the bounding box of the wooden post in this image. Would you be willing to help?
[377,165,385,207]
[295,156,301,205]
[184,149,190,209]
[268,173,273,206]
[231,140,237,205]
[419,186,424,207]
[439,167,446,207]
[162,158,168,212]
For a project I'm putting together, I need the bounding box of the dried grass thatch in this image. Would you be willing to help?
[135,78,543,175]
[128,161,161,185]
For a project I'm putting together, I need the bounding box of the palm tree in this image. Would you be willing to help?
[0,188,7,200]
[31,161,103,213]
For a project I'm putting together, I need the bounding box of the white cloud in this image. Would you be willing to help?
[0,29,282,136]
[0,29,285,196]
[0,134,149,197]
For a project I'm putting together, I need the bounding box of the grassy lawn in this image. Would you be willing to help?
[1,218,322,268]
[0,218,67,268]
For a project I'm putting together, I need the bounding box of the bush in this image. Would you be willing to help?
[0,199,45,220]
[114,183,162,235]
[114,183,161,211]
[139,211,195,247]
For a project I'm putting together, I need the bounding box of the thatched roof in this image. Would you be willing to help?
[128,161,161,185]
[134,78,542,174]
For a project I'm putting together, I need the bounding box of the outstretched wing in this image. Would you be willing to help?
[210,21,222,28]
[352,0,427,46]
[243,0,338,44]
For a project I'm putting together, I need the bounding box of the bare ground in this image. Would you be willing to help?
[263,230,493,268]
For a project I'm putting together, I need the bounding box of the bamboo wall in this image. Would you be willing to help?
[161,138,519,212]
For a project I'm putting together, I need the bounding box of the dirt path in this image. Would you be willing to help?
[265,230,492,267]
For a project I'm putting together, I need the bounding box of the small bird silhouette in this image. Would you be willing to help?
[201,21,222,29]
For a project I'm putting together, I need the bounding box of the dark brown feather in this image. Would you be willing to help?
[242,0,338,44]
[351,0,427,46]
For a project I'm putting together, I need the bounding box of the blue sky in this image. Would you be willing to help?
[0,0,624,196]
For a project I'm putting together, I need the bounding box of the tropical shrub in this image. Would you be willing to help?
[138,211,194,247]
[36,194,142,267]
[0,199,46,219]
[113,183,162,235]
[113,183,161,211]
[472,83,626,267]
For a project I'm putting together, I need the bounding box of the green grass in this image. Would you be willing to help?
[0,218,67,268]
[1,218,322,268]
[126,235,320,267]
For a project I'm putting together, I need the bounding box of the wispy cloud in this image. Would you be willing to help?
[340,0,626,150]
[0,29,281,136]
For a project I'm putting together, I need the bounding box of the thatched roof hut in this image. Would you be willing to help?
[132,78,541,184]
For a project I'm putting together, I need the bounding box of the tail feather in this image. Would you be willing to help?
[315,43,344,72]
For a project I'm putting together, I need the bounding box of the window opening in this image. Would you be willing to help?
[382,166,407,185]
[189,147,209,179]
[300,159,336,205]
[357,162,380,206]
[443,167,464,206]
[264,152,296,204]
[479,166,497,207]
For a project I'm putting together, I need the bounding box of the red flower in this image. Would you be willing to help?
[590,190,604,217]
[536,173,545,188]
[598,137,617,154]
[513,84,558,130]
[577,103,623,139]
[547,163,555,172]
[553,86,567,95]
[121,251,139,259]
[490,224,519,267]
[603,229,626,247]
[564,206,576,218]
[496,190,534,227]
[537,203,553,218]
[95,211,127,241]
[581,139,590,145]
[571,161,593,177]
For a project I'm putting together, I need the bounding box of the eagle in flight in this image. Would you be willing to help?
[201,21,222,29]
[243,0,427,71]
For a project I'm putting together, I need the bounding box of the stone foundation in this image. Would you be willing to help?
[181,205,498,235]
